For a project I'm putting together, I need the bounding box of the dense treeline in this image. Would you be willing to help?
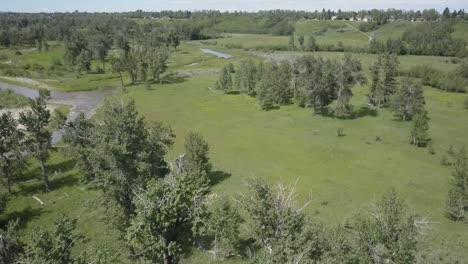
[218,53,366,117]
[0,95,464,263]
[369,22,467,57]
[399,61,468,93]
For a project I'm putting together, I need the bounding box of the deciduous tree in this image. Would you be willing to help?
[0,112,26,193]
[410,110,430,147]
[19,89,52,190]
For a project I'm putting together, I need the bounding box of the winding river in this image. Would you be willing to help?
[0,82,115,144]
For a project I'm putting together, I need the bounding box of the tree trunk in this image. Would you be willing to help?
[162,236,174,264]
[39,158,49,191]
[102,61,106,72]
[119,72,124,88]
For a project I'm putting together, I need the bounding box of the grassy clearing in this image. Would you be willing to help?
[0,89,30,109]
[372,21,418,41]
[295,19,369,47]
[124,71,468,261]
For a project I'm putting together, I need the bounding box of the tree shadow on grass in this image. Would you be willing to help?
[156,75,188,85]
[0,206,45,229]
[46,159,76,174]
[353,106,378,118]
[209,170,232,186]
[226,90,241,95]
[17,174,79,196]
[18,159,76,183]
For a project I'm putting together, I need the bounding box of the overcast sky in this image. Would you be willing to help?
[1,0,467,13]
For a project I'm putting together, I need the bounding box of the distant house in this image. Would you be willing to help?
[331,16,337,20]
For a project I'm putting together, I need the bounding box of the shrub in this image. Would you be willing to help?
[440,155,450,166]
[428,141,435,155]
[15,50,22,55]
[95,66,105,74]
[336,128,346,137]
[31,63,45,71]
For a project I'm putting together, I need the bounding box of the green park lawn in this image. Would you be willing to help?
[1,40,468,263]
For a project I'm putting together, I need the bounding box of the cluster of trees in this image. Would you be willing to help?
[399,61,468,93]
[0,89,60,192]
[368,53,430,146]
[369,22,467,57]
[217,54,365,118]
[445,147,468,220]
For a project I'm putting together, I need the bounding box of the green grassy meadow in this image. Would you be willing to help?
[1,23,468,263]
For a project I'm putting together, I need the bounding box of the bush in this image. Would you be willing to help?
[95,66,105,74]
[31,63,45,71]
[15,50,22,55]
[440,155,450,166]
[336,128,346,137]
[428,141,435,155]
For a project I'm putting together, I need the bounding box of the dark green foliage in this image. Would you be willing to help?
[399,64,468,93]
[368,59,384,107]
[353,190,419,263]
[89,99,174,238]
[305,35,318,52]
[63,113,95,182]
[410,110,430,147]
[21,215,80,263]
[391,77,425,121]
[446,148,468,220]
[298,34,305,48]
[294,54,364,115]
[369,22,466,57]
[336,128,346,137]
[240,178,328,264]
[207,200,242,259]
[183,131,212,180]
[49,108,67,130]
[256,61,292,110]
[401,22,466,57]
[64,32,91,70]
[19,89,52,190]
[235,59,259,96]
[0,219,24,264]
[215,65,233,93]
[226,62,235,73]
[127,174,209,264]
[334,53,365,118]
[446,185,465,220]
[368,53,399,107]
[288,34,296,51]
[0,112,26,193]
[381,53,399,105]
[90,33,112,72]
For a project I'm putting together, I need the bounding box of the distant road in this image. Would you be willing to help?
[201,48,233,59]
[0,82,115,144]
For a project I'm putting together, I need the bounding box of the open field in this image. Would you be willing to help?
[2,39,468,263]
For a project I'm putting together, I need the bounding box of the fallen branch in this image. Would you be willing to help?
[33,195,44,205]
